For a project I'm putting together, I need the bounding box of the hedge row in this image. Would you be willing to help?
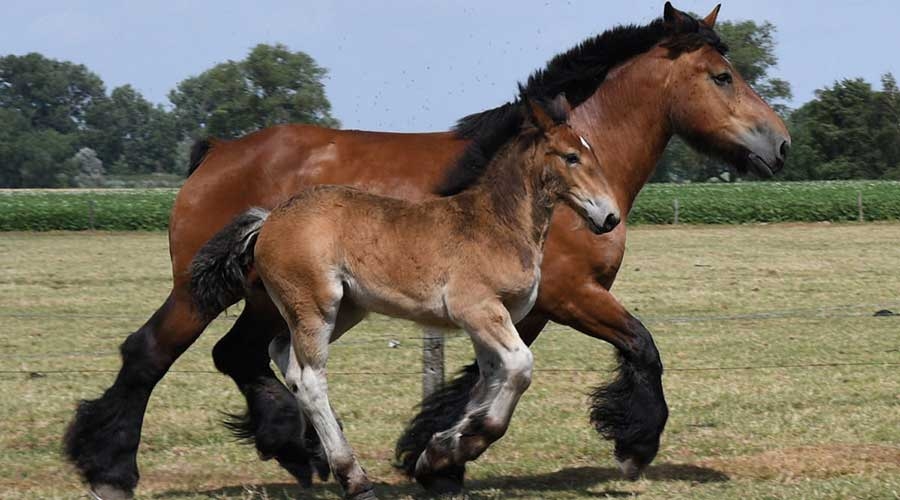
[0,189,176,231]
[2,181,899,231]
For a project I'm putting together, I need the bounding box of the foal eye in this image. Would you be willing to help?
[713,72,733,86]
[564,153,580,166]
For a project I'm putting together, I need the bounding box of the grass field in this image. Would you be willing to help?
[1,223,898,499]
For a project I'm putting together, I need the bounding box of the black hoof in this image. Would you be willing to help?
[347,486,379,500]
[415,463,465,495]
[614,438,658,480]
[275,458,314,488]
[313,456,331,481]
[616,457,643,481]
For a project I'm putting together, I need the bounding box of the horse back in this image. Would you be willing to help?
[169,124,467,284]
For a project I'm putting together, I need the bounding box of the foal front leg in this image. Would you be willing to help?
[414,303,534,492]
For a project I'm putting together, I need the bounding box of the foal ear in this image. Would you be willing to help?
[526,98,557,133]
[663,2,690,27]
[550,94,572,117]
[702,4,721,28]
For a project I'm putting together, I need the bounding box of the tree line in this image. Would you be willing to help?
[0,44,337,188]
[1,22,898,188]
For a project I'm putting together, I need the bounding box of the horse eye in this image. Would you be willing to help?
[713,72,733,86]
[564,153,580,166]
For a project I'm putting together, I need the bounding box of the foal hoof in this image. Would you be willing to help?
[415,464,465,495]
[88,483,133,500]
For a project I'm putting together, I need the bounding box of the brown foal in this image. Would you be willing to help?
[189,97,617,499]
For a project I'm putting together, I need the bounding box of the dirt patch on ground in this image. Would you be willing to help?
[699,444,900,480]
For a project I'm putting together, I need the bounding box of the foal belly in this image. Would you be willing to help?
[343,277,454,328]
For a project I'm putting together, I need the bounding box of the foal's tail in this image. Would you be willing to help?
[189,207,270,319]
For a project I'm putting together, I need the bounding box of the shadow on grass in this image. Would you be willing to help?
[156,463,727,499]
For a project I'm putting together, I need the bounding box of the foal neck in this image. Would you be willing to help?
[465,138,558,247]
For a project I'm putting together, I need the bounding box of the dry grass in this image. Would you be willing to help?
[0,222,898,499]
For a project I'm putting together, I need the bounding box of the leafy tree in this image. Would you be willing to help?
[720,20,792,109]
[653,19,792,182]
[170,43,339,140]
[0,108,30,187]
[68,147,105,187]
[86,85,179,173]
[787,75,900,180]
[0,53,105,134]
[3,129,76,187]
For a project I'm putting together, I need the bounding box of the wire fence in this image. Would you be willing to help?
[1,303,896,379]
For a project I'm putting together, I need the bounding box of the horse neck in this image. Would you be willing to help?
[569,53,674,215]
[465,141,557,247]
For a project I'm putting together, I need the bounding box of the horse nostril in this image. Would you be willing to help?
[779,141,790,160]
[603,213,620,232]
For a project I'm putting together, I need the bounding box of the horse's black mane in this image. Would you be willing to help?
[437,12,726,196]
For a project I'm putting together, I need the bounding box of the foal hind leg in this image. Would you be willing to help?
[268,286,374,500]
[414,303,534,492]
[64,290,210,499]
[211,291,328,487]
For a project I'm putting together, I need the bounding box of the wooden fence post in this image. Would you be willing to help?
[422,328,445,398]
[858,191,864,222]
[673,198,679,225]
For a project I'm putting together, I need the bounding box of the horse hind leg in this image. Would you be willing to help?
[414,303,534,493]
[64,290,210,500]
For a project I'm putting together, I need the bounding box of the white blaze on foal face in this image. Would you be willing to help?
[579,135,592,152]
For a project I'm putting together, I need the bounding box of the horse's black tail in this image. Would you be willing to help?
[189,207,270,319]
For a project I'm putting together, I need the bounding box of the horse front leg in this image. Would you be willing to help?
[543,278,668,479]
[413,304,534,494]
[394,314,548,490]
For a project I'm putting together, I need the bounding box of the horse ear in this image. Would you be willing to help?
[702,4,721,27]
[663,2,689,26]
[526,98,556,133]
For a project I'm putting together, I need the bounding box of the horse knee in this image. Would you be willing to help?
[480,414,512,442]
[503,346,534,392]
[626,317,662,372]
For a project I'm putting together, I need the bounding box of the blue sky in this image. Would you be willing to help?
[3,1,898,132]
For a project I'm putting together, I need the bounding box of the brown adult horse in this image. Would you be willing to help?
[190,96,617,499]
[64,4,790,499]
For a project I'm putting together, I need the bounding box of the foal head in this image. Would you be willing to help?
[662,3,791,177]
[526,96,620,234]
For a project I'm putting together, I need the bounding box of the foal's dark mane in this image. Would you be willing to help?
[437,13,726,196]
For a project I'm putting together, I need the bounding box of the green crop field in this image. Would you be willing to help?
[2,180,900,231]
[1,223,898,499]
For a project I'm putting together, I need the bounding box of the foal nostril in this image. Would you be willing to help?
[602,213,620,233]
[779,141,790,161]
